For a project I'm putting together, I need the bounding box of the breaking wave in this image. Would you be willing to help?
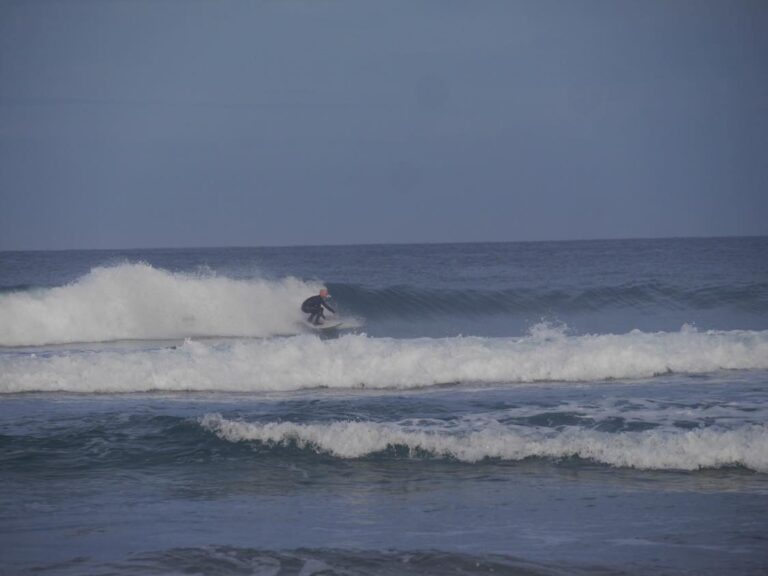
[1,326,767,393]
[3,261,767,348]
[0,263,319,346]
[200,414,768,472]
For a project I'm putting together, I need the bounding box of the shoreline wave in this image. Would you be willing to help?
[200,414,768,472]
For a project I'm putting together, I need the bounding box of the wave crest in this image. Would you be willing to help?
[0,263,319,346]
[200,414,768,472]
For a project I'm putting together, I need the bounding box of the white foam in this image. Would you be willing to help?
[1,328,767,394]
[0,263,319,346]
[200,414,768,472]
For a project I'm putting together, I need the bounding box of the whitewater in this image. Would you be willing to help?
[200,414,768,471]
[2,327,767,394]
[0,263,319,346]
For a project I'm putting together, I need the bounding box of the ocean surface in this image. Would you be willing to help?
[1,237,767,575]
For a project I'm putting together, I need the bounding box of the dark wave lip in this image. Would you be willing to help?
[24,546,607,576]
[0,284,38,293]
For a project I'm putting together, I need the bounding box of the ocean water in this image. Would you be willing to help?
[1,237,767,575]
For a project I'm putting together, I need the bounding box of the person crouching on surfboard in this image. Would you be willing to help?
[301,288,336,325]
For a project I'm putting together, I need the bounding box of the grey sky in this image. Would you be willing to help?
[1,0,766,250]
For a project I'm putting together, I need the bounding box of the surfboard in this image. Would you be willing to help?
[307,321,343,331]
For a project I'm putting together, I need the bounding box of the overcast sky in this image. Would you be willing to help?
[1,0,766,250]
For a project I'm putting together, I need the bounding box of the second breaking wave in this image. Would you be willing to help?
[1,326,767,393]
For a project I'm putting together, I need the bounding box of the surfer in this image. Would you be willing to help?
[301,288,336,325]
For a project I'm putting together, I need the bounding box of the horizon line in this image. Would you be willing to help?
[1,233,766,254]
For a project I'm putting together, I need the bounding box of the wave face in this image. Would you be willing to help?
[2,326,767,394]
[200,414,768,472]
[330,281,768,318]
[0,263,319,346]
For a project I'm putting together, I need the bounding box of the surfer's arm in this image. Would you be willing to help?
[322,301,336,314]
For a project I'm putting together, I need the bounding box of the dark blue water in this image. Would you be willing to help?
[1,238,767,575]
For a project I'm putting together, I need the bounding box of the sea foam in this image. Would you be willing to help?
[1,328,767,393]
[200,414,768,472]
[0,263,318,346]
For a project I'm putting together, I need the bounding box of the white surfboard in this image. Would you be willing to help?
[306,321,344,331]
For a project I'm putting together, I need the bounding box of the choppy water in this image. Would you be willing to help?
[1,237,767,575]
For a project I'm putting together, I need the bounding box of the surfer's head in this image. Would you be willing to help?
[320,288,329,298]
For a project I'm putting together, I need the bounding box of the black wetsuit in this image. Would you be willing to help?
[301,295,335,325]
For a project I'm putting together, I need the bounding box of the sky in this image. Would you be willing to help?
[0,0,767,250]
